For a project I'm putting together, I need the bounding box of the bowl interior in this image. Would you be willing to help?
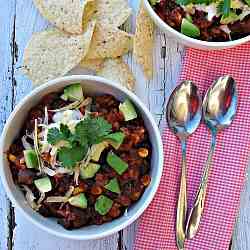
[0,76,163,240]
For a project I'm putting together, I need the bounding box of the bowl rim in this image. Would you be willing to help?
[0,75,164,240]
[143,0,250,48]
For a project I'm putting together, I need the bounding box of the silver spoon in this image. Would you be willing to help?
[167,80,202,250]
[186,75,238,239]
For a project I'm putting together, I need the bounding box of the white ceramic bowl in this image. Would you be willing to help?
[144,0,250,50]
[0,75,163,240]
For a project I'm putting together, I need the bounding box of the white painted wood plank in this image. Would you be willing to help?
[0,0,17,249]
[122,29,185,249]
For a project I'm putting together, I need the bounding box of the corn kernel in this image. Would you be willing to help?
[8,154,16,163]
[73,187,84,195]
[141,175,151,187]
[138,148,149,158]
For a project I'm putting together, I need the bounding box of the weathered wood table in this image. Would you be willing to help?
[1,0,250,249]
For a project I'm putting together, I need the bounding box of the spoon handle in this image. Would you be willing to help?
[185,133,217,239]
[176,140,188,250]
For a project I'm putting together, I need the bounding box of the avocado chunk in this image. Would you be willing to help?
[245,0,250,6]
[61,83,84,102]
[23,149,39,169]
[80,163,101,179]
[149,0,160,5]
[107,152,128,175]
[119,99,137,121]
[105,132,125,150]
[91,142,109,162]
[181,18,200,38]
[68,193,87,209]
[95,195,113,215]
[34,177,52,193]
[220,12,240,24]
[105,178,121,194]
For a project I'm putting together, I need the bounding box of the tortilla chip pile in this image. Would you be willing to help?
[22,0,155,90]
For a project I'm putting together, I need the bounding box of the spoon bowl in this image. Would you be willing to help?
[203,75,238,131]
[167,80,202,139]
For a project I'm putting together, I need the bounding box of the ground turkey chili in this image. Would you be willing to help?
[150,0,250,41]
[7,84,152,229]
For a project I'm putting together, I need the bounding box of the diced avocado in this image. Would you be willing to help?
[231,0,243,8]
[181,18,200,38]
[105,178,121,194]
[61,83,83,102]
[119,99,137,121]
[68,193,87,209]
[34,177,52,193]
[220,12,240,24]
[23,149,39,169]
[186,14,192,23]
[91,142,109,162]
[149,0,160,5]
[95,195,113,215]
[105,132,125,150]
[244,0,250,6]
[107,152,128,175]
[80,163,101,179]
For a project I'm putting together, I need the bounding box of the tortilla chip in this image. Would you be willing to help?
[134,3,154,79]
[23,20,96,86]
[79,58,104,71]
[97,58,135,91]
[33,0,96,34]
[86,24,133,59]
[94,0,132,27]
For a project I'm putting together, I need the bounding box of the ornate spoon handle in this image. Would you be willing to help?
[185,133,217,239]
[176,140,188,250]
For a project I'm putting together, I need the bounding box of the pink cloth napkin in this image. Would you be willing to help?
[134,43,250,250]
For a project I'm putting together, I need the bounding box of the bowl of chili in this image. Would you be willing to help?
[0,75,163,240]
[144,0,250,49]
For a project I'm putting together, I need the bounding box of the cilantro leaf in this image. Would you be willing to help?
[47,128,65,145]
[176,0,192,5]
[217,1,224,14]
[58,146,88,168]
[47,125,71,145]
[60,124,71,138]
[75,117,112,145]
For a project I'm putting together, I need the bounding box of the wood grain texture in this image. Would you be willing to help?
[0,0,18,249]
[0,0,249,249]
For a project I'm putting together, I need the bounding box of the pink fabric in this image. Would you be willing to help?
[134,44,250,250]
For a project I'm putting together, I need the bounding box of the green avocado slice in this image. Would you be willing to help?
[107,152,128,175]
[95,195,113,215]
[61,83,84,102]
[119,99,137,121]
[105,132,125,150]
[105,178,121,194]
[68,193,87,209]
[181,18,200,38]
[34,177,52,193]
[24,149,39,169]
[91,142,109,162]
[80,163,101,179]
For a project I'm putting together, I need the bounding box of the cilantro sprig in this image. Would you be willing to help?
[75,117,112,145]
[47,124,72,145]
[47,117,112,168]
